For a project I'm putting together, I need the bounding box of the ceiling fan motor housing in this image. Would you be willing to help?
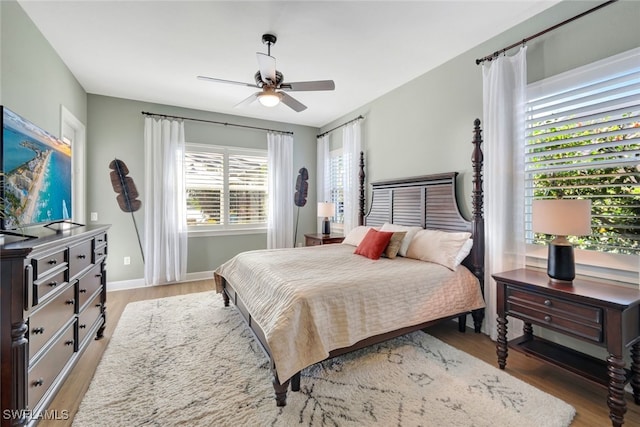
[255,70,283,87]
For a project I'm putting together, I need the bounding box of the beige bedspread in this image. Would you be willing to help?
[214,243,485,383]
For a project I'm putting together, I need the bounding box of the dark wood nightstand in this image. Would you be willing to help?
[493,268,640,427]
[304,233,344,246]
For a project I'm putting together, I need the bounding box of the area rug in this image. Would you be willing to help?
[73,291,575,427]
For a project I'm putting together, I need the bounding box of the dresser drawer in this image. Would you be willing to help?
[78,292,103,346]
[506,287,603,342]
[77,263,104,311]
[69,240,93,279]
[28,321,76,409]
[29,284,76,361]
[32,248,67,280]
[33,267,68,305]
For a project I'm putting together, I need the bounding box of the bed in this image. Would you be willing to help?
[214,118,486,406]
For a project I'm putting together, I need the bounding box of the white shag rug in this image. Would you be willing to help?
[73,291,575,427]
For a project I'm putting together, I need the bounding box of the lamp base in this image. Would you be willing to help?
[547,238,575,283]
[322,218,331,235]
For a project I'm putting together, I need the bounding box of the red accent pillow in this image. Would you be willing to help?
[354,229,394,260]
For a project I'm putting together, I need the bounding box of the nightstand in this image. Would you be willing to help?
[493,268,640,427]
[304,233,344,246]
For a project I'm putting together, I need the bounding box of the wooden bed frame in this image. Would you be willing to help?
[219,118,485,406]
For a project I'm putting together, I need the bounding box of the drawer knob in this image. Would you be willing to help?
[32,327,45,334]
[48,281,58,287]
[78,254,87,259]
[33,378,44,387]
[48,259,58,265]
[79,288,87,293]
[544,315,552,322]
[544,299,552,306]
[64,340,74,346]
[79,324,87,329]
[65,299,75,305]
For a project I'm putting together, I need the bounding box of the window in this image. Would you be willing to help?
[524,48,639,257]
[185,143,268,233]
[328,148,344,227]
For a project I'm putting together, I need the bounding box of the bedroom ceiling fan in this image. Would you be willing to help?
[197,33,335,112]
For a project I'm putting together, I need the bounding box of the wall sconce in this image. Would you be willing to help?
[532,199,591,283]
[317,202,335,235]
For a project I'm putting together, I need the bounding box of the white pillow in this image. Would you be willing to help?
[379,223,422,257]
[454,238,474,267]
[342,226,375,246]
[406,229,472,270]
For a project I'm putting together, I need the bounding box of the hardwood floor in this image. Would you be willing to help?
[41,279,639,427]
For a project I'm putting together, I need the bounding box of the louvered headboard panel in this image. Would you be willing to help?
[364,172,470,232]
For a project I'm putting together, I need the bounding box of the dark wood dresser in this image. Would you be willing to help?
[304,233,344,246]
[0,224,110,426]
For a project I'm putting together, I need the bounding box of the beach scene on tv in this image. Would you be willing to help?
[2,108,72,229]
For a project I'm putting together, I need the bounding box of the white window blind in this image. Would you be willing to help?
[525,48,640,255]
[185,143,267,231]
[329,149,344,225]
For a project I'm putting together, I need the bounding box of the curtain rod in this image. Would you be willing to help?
[475,0,617,65]
[141,111,294,135]
[317,115,364,138]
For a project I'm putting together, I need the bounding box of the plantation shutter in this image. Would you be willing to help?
[524,48,640,255]
[228,152,268,225]
[185,149,223,225]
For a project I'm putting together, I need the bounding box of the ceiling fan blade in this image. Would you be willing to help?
[280,80,335,92]
[234,92,260,108]
[197,75,259,88]
[280,92,307,112]
[256,53,276,84]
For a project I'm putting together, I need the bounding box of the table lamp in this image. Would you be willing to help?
[532,199,591,283]
[317,202,335,235]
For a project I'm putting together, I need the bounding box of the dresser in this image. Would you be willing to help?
[493,268,640,427]
[304,233,344,246]
[0,224,110,426]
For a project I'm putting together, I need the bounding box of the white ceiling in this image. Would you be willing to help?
[18,0,560,128]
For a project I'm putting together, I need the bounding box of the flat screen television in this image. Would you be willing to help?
[1,105,72,231]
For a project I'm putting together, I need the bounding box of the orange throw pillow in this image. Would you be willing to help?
[354,229,394,260]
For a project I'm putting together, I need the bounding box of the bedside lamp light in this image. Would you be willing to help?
[532,199,591,283]
[317,202,335,235]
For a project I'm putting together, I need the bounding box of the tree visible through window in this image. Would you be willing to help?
[525,49,639,255]
[185,144,268,231]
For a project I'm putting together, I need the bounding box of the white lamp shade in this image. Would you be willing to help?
[317,202,335,218]
[257,91,282,107]
[532,199,592,236]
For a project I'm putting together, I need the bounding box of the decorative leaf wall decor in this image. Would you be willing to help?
[109,159,141,212]
[294,167,309,207]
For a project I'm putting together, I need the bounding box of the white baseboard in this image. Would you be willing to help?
[107,271,214,292]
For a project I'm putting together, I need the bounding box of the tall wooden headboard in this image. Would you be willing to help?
[360,119,485,291]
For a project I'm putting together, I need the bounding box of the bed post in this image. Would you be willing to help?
[358,150,365,226]
[471,118,485,333]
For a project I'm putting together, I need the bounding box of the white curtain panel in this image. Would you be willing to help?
[267,132,294,249]
[316,134,330,233]
[342,119,362,234]
[143,117,187,286]
[482,46,527,340]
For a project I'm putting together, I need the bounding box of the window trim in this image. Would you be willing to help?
[185,142,268,237]
[524,47,640,283]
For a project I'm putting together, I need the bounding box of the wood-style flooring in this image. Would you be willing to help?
[41,279,640,427]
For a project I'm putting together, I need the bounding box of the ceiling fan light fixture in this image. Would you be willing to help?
[257,91,282,107]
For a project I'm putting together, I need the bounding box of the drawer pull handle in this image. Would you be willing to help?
[33,378,44,387]
[48,259,58,265]
[65,299,75,305]
[544,299,552,306]
[95,273,103,278]
[48,281,58,287]
[79,288,87,294]
[64,340,74,346]
[544,315,552,322]
[97,238,103,242]
[78,254,87,259]
[32,327,45,334]
[95,303,102,308]
[79,324,87,329]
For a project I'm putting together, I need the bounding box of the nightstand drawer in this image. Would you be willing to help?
[506,287,603,342]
